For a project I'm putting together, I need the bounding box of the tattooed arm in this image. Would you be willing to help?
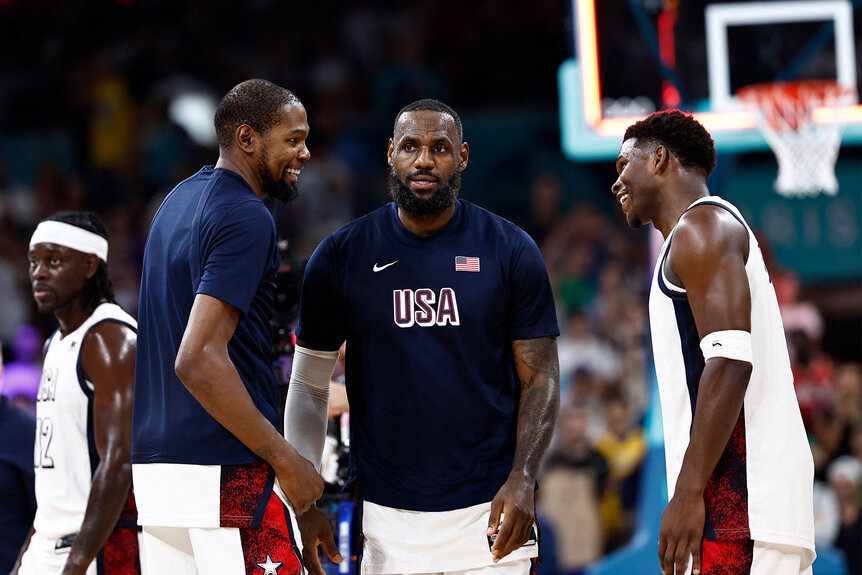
[174,294,324,514]
[487,336,560,562]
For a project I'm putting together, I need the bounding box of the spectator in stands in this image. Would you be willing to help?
[788,319,834,432]
[557,309,622,399]
[523,172,563,247]
[826,456,862,575]
[832,363,862,455]
[539,402,607,574]
[0,325,42,416]
[0,222,31,347]
[594,390,646,552]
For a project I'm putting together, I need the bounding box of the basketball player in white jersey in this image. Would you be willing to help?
[15,212,140,575]
[611,111,815,575]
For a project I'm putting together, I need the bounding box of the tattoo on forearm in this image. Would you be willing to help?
[513,338,560,391]
[512,337,560,478]
[514,385,558,477]
[193,378,214,393]
[256,446,275,460]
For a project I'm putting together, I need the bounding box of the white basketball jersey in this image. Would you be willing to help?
[33,302,136,540]
[649,197,815,560]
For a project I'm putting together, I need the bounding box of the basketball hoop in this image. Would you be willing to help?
[737,80,857,197]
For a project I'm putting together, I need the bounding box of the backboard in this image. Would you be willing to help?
[559,0,862,160]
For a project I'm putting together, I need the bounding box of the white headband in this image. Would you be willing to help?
[29,221,109,262]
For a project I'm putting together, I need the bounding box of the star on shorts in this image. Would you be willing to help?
[256,554,283,575]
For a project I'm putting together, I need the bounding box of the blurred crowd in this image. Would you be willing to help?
[0,1,859,574]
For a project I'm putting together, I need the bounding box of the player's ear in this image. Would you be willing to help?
[387,139,394,166]
[84,254,100,280]
[654,145,670,175]
[459,141,469,171]
[236,124,256,154]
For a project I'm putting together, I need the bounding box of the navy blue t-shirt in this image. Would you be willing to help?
[296,200,559,511]
[133,166,279,465]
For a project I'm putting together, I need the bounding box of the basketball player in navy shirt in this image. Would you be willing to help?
[286,99,560,575]
[133,80,331,574]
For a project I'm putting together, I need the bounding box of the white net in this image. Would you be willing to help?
[738,81,857,197]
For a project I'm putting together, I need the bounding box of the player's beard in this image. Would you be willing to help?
[259,150,299,203]
[388,167,460,215]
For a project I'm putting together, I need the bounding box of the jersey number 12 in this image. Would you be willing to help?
[34,417,55,468]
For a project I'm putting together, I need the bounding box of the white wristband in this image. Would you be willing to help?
[700,330,753,363]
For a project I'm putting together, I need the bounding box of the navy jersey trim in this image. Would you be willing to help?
[282,500,304,568]
[671,298,704,431]
[668,290,715,538]
[657,235,688,301]
[251,468,276,528]
[76,318,138,398]
[86,379,99,477]
[44,331,58,356]
[660,200,751,301]
[75,333,99,477]
[114,519,141,530]
[684,200,749,235]
[75,346,90,399]
[76,318,137,477]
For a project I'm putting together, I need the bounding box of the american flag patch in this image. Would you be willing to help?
[455,256,480,272]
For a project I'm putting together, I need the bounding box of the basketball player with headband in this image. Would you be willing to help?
[15,212,140,575]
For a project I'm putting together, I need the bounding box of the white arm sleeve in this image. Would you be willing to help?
[284,345,340,471]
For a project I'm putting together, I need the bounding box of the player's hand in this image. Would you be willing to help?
[328,381,349,418]
[297,505,343,575]
[658,488,705,575]
[274,449,325,515]
[486,470,535,563]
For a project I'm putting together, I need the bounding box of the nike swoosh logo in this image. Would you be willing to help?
[712,342,722,347]
[373,261,398,272]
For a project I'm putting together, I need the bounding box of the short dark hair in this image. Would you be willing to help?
[214,79,302,149]
[623,110,716,176]
[44,211,115,312]
[394,98,463,144]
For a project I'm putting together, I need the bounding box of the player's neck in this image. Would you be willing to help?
[215,154,264,200]
[654,180,710,238]
[397,203,457,237]
[54,300,94,337]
